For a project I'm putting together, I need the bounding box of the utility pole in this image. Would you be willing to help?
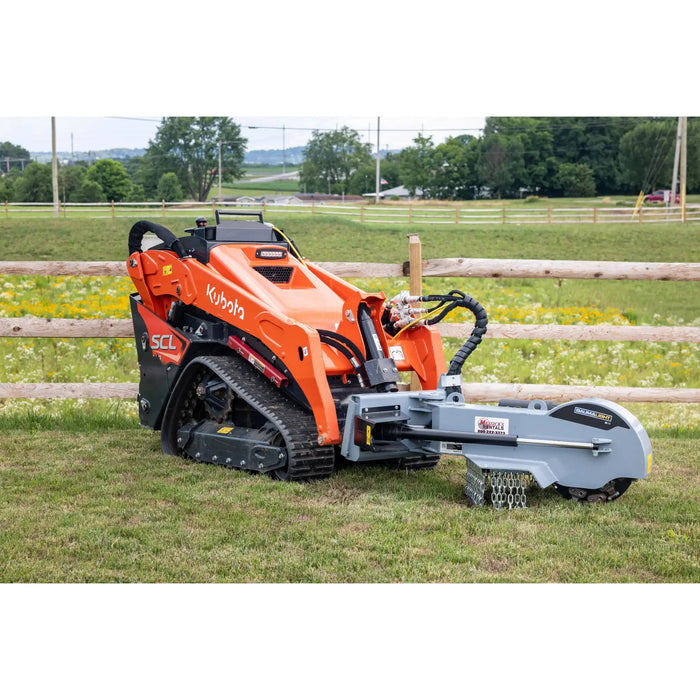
[670,118,682,204]
[375,117,380,205]
[51,117,59,218]
[680,116,688,223]
[218,141,222,202]
[668,118,682,221]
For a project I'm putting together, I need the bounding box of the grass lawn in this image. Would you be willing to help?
[0,418,697,583]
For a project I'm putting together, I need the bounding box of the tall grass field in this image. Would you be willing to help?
[0,214,698,582]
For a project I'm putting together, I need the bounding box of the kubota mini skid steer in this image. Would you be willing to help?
[127,212,653,507]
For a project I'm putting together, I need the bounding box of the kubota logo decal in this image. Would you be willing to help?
[206,284,245,320]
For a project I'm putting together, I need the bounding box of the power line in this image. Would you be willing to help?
[106,116,162,122]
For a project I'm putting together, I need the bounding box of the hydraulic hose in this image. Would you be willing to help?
[397,290,487,388]
[318,329,366,365]
[128,220,187,258]
[437,292,488,377]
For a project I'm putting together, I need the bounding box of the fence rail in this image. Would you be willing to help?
[5,199,700,224]
[2,318,699,344]
[1,251,698,404]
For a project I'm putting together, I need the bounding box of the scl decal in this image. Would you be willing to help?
[151,334,178,351]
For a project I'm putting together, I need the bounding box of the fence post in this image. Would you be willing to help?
[548,206,552,224]
[593,207,598,224]
[312,201,315,215]
[4,201,7,217]
[361,205,365,223]
[407,233,422,390]
[502,205,506,224]
[409,205,413,224]
[263,200,267,217]
[455,206,459,224]
[111,201,115,218]
[162,200,165,216]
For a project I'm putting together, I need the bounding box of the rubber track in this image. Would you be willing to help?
[186,354,335,481]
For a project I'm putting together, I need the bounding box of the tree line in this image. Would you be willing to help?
[2,117,698,203]
[299,117,700,199]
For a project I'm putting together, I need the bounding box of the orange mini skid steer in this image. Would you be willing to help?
[127,211,653,507]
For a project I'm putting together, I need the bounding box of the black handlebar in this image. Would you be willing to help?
[128,220,186,258]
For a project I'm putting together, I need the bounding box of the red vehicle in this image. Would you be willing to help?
[644,190,680,203]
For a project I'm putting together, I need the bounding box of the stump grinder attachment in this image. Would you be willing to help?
[127,212,653,507]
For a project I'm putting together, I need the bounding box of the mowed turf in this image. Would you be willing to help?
[0,426,697,583]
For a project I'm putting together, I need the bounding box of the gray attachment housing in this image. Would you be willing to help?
[340,375,653,492]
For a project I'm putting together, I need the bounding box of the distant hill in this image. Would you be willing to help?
[29,144,399,167]
[243,146,398,166]
[29,145,303,166]
[244,146,305,166]
[31,148,146,164]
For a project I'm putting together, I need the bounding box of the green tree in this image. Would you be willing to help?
[398,135,437,197]
[299,127,373,195]
[156,172,183,201]
[70,180,105,203]
[141,117,246,201]
[554,162,596,197]
[619,119,677,192]
[58,164,87,203]
[481,116,646,195]
[0,142,31,173]
[431,135,479,200]
[0,168,23,201]
[12,162,53,202]
[346,158,401,195]
[481,118,555,194]
[86,159,133,201]
[0,176,14,201]
[128,183,146,202]
[478,131,525,198]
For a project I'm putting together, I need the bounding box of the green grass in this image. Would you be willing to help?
[2,215,700,262]
[0,425,697,583]
[222,180,300,195]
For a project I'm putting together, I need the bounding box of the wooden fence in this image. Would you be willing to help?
[1,243,699,403]
[5,199,700,224]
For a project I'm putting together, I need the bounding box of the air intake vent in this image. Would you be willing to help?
[253,266,294,284]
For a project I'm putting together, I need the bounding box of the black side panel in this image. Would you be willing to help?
[550,402,630,431]
[130,295,175,429]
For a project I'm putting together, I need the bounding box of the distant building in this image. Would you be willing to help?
[362,185,422,200]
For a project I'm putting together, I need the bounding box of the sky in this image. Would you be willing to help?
[0,115,486,155]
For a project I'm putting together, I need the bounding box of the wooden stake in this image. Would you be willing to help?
[407,234,422,390]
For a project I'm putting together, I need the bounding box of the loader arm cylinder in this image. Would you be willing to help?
[376,422,602,451]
